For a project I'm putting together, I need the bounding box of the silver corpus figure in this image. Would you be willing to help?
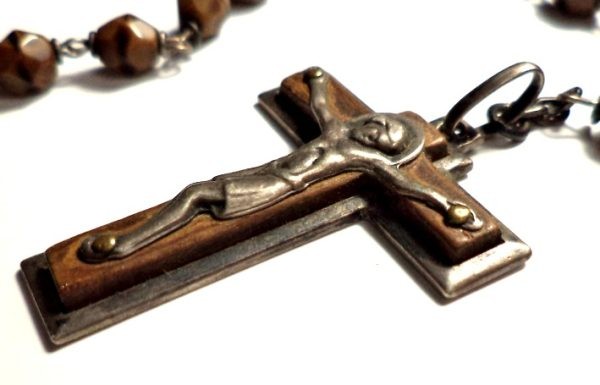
[80,67,482,263]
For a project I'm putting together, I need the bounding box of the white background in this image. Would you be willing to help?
[2,0,600,383]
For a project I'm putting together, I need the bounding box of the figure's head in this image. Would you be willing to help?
[350,113,409,154]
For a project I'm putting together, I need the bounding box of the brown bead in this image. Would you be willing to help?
[556,0,599,17]
[178,0,231,40]
[0,30,57,95]
[92,14,160,75]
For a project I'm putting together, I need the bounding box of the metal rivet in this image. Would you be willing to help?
[91,234,117,255]
[447,204,474,226]
[305,67,324,80]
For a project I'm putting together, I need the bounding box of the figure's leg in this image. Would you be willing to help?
[79,181,225,262]
[375,166,483,231]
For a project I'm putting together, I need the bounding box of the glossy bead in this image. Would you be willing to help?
[92,14,160,75]
[556,0,598,17]
[178,0,231,40]
[0,30,57,95]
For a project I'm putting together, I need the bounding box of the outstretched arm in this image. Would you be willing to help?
[372,164,483,231]
[305,67,337,130]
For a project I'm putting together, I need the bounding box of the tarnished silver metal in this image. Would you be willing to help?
[439,62,545,147]
[438,62,600,149]
[479,86,600,142]
[557,88,600,124]
[79,67,483,263]
[159,27,197,57]
[52,37,91,60]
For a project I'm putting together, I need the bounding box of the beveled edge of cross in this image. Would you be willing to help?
[78,66,482,263]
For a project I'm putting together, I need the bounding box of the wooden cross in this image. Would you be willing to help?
[21,68,530,345]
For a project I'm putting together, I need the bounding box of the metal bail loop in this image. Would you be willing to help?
[440,62,545,145]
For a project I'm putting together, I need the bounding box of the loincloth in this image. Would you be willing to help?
[211,173,294,218]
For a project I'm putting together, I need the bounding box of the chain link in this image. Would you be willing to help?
[451,88,600,148]
[52,37,91,59]
[438,63,600,151]
[481,87,584,142]
[160,25,199,58]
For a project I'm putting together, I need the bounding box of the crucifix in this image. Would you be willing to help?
[21,66,532,346]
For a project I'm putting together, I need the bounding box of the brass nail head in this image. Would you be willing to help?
[91,234,117,255]
[447,204,474,226]
[305,67,324,80]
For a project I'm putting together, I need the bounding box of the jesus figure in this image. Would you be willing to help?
[80,67,482,262]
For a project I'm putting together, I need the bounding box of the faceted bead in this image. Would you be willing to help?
[0,30,57,95]
[92,14,160,75]
[556,0,598,17]
[178,0,231,40]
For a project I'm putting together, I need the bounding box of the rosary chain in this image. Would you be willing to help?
[53,24,200,62]
[0,1,263,95]
[52,35,93,60]
[159,24,200,58]
[482,87,600,142]
[447,88,600,149]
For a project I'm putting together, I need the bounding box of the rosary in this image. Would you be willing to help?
[0,0,261,95]
[12,0,600,345]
